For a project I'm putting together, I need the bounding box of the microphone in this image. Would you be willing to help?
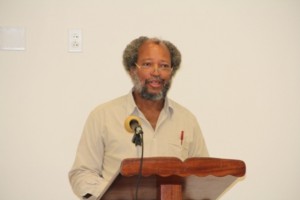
[124,115,143,147]
[124,115,143,135]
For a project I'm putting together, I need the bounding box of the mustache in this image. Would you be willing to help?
[145,77,164,84]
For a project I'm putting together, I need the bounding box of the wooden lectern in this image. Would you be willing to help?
[100,157,246,200]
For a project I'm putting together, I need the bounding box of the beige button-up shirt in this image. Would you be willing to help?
[69,92,209,199]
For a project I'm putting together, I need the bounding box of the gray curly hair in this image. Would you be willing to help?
[122,36,181,75]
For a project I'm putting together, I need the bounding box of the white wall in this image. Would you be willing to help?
[1,0,299,199]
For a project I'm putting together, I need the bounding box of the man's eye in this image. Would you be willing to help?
[160,64,170,68]
[142,63,152,68]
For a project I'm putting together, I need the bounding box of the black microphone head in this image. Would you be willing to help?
[124,115,141,133]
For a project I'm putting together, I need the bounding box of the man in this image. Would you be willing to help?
[69,36,209,200]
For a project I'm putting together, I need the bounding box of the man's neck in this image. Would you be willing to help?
[132,91,165,130]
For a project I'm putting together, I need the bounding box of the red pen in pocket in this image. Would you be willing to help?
[180,130,184,145]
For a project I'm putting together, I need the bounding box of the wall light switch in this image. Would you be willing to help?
[69,29,82,52]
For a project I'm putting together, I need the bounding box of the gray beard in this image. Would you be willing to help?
[132,74,171,101]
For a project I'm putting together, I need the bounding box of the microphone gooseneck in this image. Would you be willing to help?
[124,115,144,200]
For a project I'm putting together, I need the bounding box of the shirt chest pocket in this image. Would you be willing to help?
[167,138,189,160]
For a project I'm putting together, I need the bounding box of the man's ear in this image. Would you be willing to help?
[129,67,136,77]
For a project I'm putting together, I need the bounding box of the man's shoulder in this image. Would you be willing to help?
[168,98,190,111]
[168,98,195,116]
[90,94,129,114]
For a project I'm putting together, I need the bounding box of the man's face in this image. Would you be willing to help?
[130,41,173,101]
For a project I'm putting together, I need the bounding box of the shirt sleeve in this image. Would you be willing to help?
[189,116,209,157]
[68,111,106,199]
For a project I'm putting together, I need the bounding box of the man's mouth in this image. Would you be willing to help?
[146,78,163,88]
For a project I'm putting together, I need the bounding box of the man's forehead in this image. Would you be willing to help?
[138,40,169,53]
